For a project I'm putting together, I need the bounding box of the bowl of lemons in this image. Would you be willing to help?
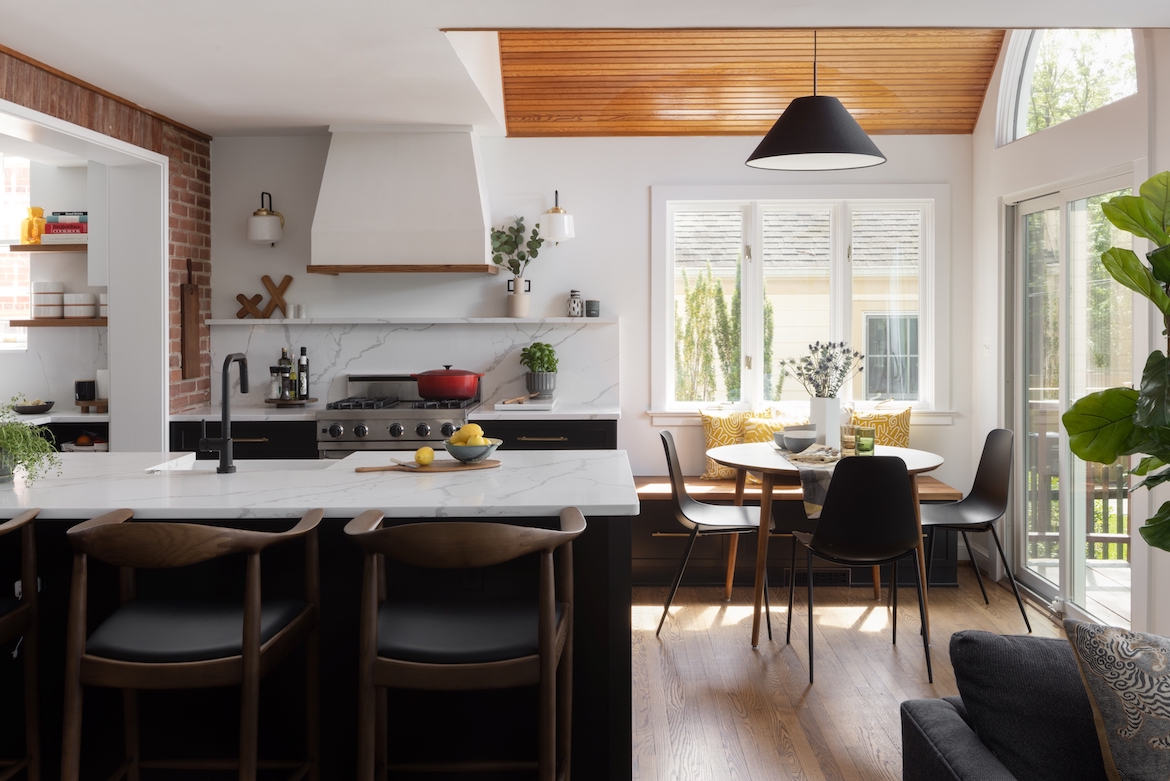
[443,423,502,464]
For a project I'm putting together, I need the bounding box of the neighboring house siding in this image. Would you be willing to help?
[0,44,212,412]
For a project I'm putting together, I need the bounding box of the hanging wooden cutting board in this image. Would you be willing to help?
[355,459,501,473]
[180,259,200,379]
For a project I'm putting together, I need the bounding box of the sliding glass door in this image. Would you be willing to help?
[1015,176,1135,626]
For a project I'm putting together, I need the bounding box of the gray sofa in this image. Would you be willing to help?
[901,630,1107,781]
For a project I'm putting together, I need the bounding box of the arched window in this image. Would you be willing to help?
[1012,30,1136,141]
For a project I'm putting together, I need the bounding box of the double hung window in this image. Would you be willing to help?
[656,191,935,412]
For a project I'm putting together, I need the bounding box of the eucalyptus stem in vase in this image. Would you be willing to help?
[492,217,545,317]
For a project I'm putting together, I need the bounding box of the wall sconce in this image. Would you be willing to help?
[542,190,574,245]
[247,191,285,246]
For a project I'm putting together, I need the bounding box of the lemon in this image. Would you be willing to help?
[448,428,470,445]
[414,446,435,466]
[466,435,488,447]
[460,423,484,440]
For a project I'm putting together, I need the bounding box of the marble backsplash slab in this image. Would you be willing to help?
[209,320,619,409]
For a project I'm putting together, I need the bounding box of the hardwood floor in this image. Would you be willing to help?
[632,566,1060,781]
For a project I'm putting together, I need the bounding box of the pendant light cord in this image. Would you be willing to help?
[813,31,818,97]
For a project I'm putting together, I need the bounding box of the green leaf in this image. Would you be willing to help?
[1140,500,1170,552]
[1103,196,1170,246]
[1141,171,1170,233]
[1062,387,1140,463]
[1135,467,1170,491]
[1134,455,1168,476]
[1101,247,1170,314]
[1149,246,1170,284]
[1137,351,1170,428]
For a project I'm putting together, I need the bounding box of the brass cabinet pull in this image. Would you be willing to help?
[233,437,270,444]
[516,436,569,442]
[651,532,693,538]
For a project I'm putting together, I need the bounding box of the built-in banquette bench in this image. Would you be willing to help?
[632,475,964,588]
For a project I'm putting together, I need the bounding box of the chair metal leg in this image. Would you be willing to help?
[926,527,937,585]
[763,569,772,642]
[912,548,933,683]
[786,538,797,645]
[656,529,699,638]
[989,523,1032,633]
[890,563,898,645]
[807,548,815,684]
[124,689,140,781]
[961,531,990,604]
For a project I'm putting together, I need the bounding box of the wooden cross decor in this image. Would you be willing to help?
[235,274,293,319]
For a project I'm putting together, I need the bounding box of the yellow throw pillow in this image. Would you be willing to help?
[742,416,784,444]
[851,407,912,448]
[699,410,749,479]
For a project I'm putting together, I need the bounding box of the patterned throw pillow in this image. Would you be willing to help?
[1065,619,1170,781]
[742,416,784,444]
[699,409,775,480]
[851,407,912,447]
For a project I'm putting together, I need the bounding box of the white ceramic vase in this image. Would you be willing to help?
[809,396,841,448]
[508,277,531,318]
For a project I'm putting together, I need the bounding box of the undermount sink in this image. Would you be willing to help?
[146,457,334,474]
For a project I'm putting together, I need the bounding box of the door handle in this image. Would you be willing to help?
[233,437,270,444]
[516,436,569,442]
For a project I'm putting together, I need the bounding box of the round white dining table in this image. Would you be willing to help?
[705,443,945,649]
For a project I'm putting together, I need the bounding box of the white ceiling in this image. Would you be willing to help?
[1,1,1168,137]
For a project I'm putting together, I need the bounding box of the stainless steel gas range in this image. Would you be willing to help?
[316,374,479,458]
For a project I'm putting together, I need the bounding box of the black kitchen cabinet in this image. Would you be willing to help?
[169,420,318,459]
[476,419,617,450]
[43,422,109,451]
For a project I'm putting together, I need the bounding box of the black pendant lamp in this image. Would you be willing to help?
[746,31,886,171]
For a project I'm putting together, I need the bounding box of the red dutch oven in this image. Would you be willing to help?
[411,365,484,400]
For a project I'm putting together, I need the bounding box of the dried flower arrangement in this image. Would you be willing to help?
[779,341,864,399]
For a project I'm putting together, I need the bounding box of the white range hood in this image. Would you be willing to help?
[311,125,492,267]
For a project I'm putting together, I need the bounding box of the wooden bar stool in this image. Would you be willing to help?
[60,508,324,781]
[345,507,586,781]
[0,508,41,781]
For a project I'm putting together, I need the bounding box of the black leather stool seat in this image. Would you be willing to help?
[86,599,305,663]
[0,596,19,618]
[378,601,563,665]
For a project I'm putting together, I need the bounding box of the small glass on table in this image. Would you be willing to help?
[855,426,876,456]
[840,424,856,456]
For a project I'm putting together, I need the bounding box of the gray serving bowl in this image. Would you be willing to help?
[13,401,54,414]
[782,431,818,453]
[443,437,503,464]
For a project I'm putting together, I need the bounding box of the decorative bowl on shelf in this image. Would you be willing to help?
[14,401,54,414]
[443,438,502,464]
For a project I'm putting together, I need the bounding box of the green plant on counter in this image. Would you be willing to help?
[1062,171,1170,550]
[520,342,558,373]
[491,216,544,278]
[0,396,60,484]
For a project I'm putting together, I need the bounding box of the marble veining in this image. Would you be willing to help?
[0,451,640,520]
[209,321,620,411]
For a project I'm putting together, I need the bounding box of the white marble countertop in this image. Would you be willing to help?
[0,451,639,520]
[470,402,621,421]
[171,402,620,422]
[15,410,110,425]
[169,404,324,422]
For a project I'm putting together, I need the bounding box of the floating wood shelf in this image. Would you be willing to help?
[11,318,107,327]
[3,243,88,253]
[306,264,499,276]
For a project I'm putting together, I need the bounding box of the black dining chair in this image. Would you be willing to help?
[657,431,774,639]
[922,428,1031,632]
[787,456,932,683]
[0,508,40,781]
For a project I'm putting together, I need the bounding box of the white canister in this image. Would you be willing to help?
[99,305,108,318]
[96,369,110,400]
[33,305,64,318]
[64,304,97,318]
[33,292,64,306]
[32,281,64,293]
[63,293,96,305]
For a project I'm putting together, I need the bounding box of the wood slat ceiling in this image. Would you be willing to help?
[498,29,1005,137]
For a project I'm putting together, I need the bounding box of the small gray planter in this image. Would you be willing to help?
[525,372,557,400]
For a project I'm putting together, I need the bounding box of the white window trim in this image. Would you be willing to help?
[650,183,950,420]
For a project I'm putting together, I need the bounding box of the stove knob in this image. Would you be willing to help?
[328,424,343,438]
[415,422,431,437]
[354,424,369,438]
[440,422,456,438]
[388,423,405,438]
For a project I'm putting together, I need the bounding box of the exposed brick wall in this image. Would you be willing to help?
[0,44,213,412]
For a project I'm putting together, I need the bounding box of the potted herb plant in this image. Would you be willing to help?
[779,341,865,448]
[491,216,544,317]
[520,342,558,399]
[0,396,61,484]
[1062,171,1170,549]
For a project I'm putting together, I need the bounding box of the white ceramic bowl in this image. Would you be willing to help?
[63,293,96,305]
[783,431,818,453]
[32,281,64,293]
[33,305,63,318]
[443,437,502,463]
[64,304,97,318]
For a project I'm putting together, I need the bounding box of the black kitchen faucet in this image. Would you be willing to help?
[200,353,249,474]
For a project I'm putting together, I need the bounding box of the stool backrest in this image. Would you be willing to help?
[811,456,919,556]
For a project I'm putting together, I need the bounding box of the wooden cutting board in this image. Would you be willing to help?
[180,259,200,379]
[355,459,501,473]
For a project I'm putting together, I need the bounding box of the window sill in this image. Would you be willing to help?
[647,408,957,426]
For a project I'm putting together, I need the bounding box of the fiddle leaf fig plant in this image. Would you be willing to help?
[491,216,544,278]
[1062,171,1170,550]
[0,395,60,485]
[519,342,558,373]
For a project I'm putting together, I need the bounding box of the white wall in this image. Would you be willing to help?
[211,133,975,479]
[0,162,107,407]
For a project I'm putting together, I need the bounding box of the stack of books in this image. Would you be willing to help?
[41,211,88,244]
